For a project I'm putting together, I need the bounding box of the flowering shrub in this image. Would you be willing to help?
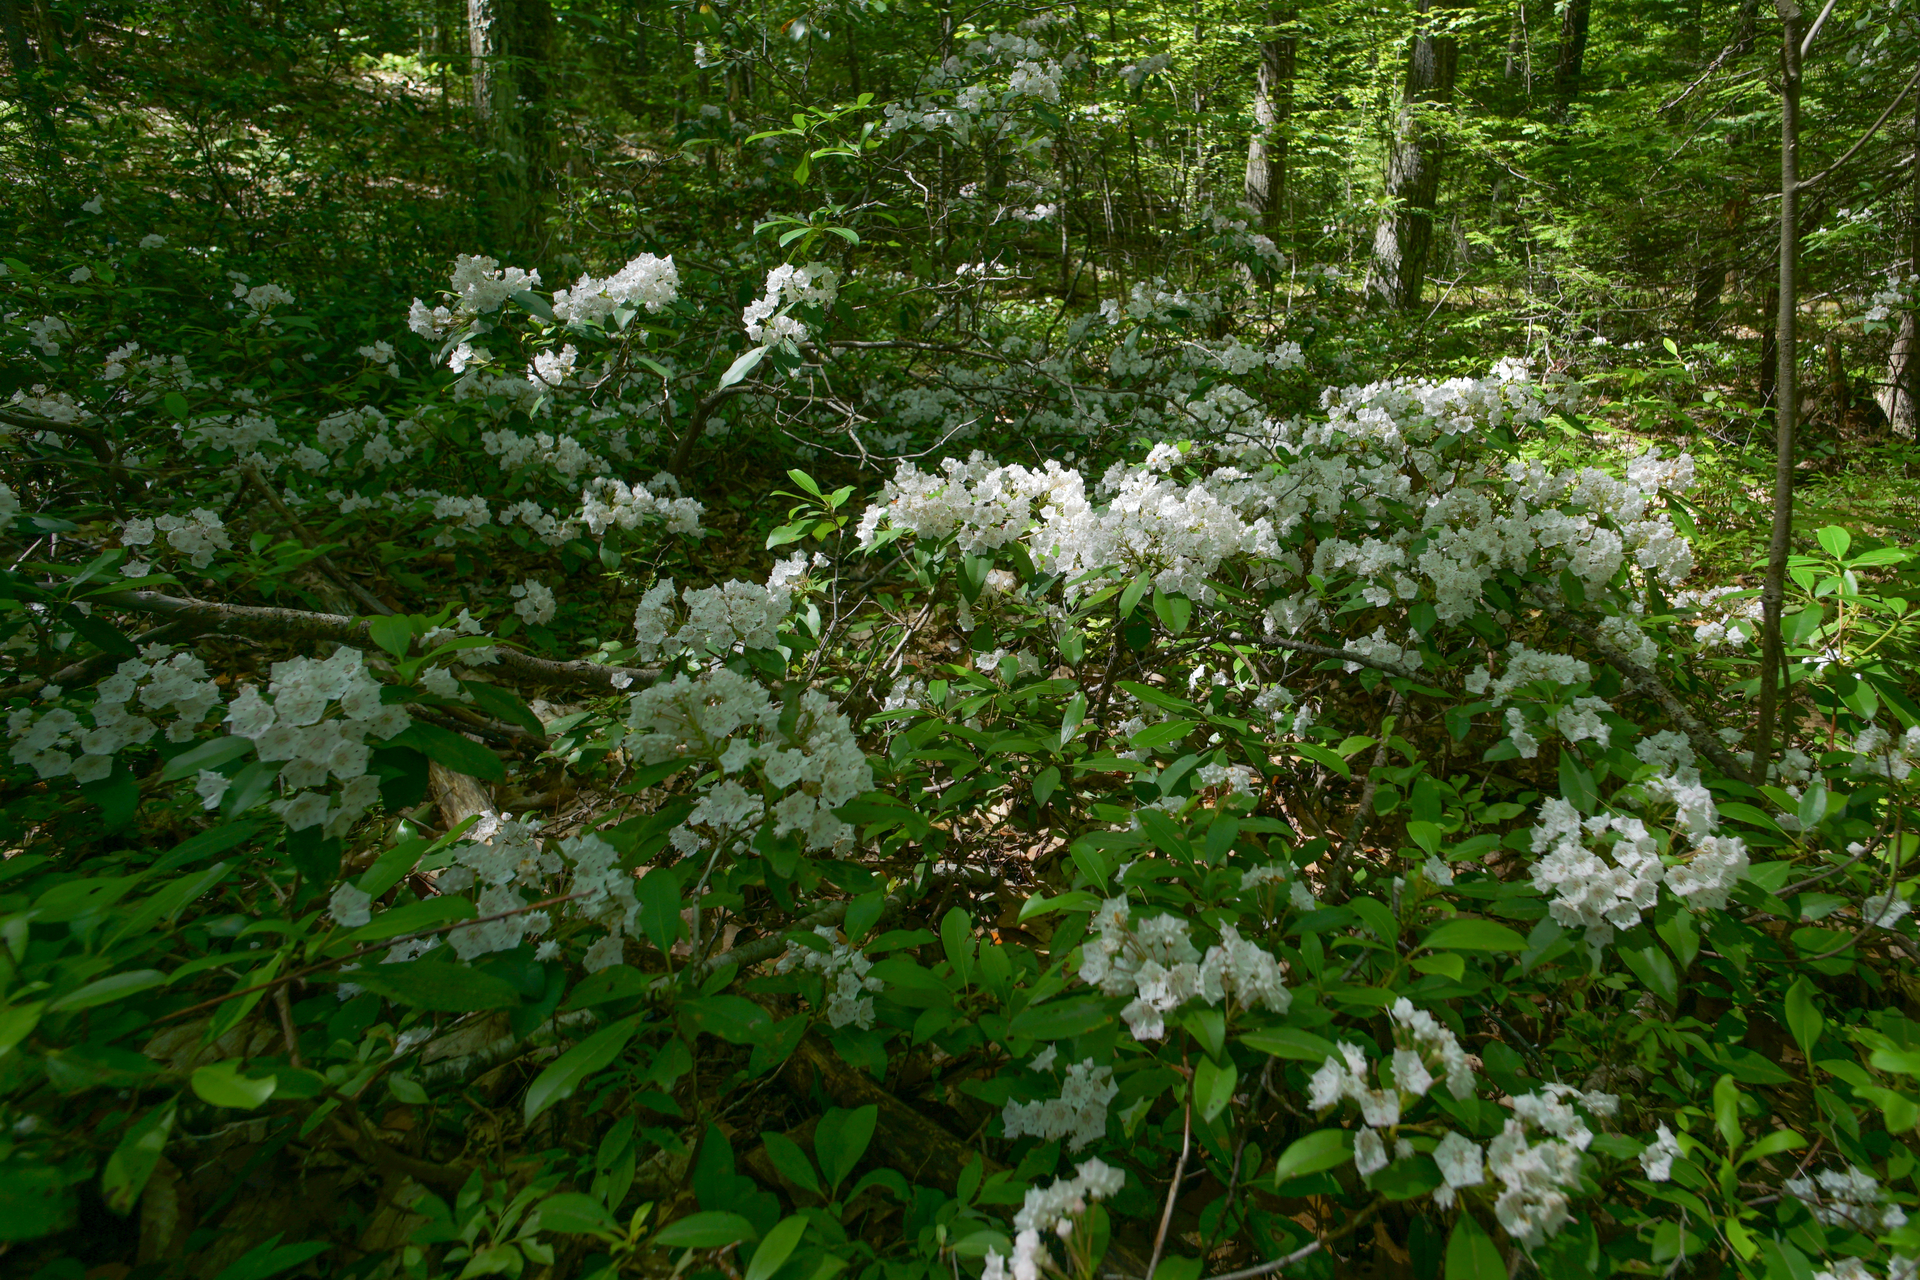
[3,185,1920,1280]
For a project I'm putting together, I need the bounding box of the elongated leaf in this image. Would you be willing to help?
[390,721,504,782]
[192,1060,277,1110]
[747,1215,809,1280]
[525,1015,644,1123]
[1419,919,1527,953]
[1269,1129,1353,1185]
[346,961,522,1012]
[655,1210,757,1249]
[720,344,769,388]
[1008,996,1112,1041]
[49,969,165,1013]
[815,1104,877,1192]
[533,1191,620,1237]
[1445,1212,1505,1279]
[761,1131,821,1195]
[102,1100,176,1214]
[333,896,476,947]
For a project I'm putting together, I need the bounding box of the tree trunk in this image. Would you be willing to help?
[1369,0,1459,311]
[1551,0,1591,119]
[1243,4,1296,232]
[1755,0,1802,782]
[468,0,556,257]
[1880,103,1919,439]
[0,0,56,151]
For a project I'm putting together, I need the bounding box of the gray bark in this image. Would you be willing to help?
[1370,0,1460,310]
[1244,4,1296,232]
[1551,0,1591,119]
[1880,103,1919,438]
[468,0,556,255]
[1755,0,1803,780]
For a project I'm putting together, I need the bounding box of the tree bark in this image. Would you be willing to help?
[0,0,56,151]
[1551,0,1591,119]
[1369,0,1460,310]
[1243,3,1296,232]
[1880,102,1920,439]
[1755,0,1802,782]
[468,0,556,257]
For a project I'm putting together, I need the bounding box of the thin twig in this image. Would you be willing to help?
[1145,1063,1194,1280]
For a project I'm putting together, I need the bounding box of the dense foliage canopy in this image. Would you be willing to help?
[2,1,1920,1279]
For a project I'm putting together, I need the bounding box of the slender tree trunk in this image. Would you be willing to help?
[1881,103,1920,439]
[0,0,57,152]
[1755,0,1803,782]
[1551,0,1591,120]
[1369,0,1459,310]
[1244,3,1296,232]
[468,0,555,257]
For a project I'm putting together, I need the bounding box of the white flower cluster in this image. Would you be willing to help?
[120,508,233,569]
[551,252,680,325]
[408,254,540,337]
[1786,1165,1911,1234]
[775,925,885,1028]
[982,1158,1126,1280]
[623,667,872,856]
[8,645,221,782]
[1485,1086,1616,1247]
[1309,999,1474,1142]
[224,648,409,836]
[1002,1057,1118,1150]
[632,554,809,659]
[1638,1123,1681,1181]
[1852,725,1920,783]
[511,578,556,626]
[1528,800,1663,943]
[577,473,707,537]
[743,262,840,345]
[1077,898,1290,1040]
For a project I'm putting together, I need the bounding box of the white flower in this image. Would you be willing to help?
[1639,1124,1680,1181]
[329,883,373,928]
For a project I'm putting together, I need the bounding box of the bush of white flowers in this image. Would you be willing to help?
[3,173,1919,1280]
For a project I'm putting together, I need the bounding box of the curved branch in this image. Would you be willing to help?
[85,589,659,694]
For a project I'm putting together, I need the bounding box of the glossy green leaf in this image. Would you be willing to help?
[1444,1212,1504,1279]
[525,1015,643,1123]
[192,1060,278,1110]
[745,1214,809,1280]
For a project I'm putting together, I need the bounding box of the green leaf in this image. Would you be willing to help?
[159,734,255,782]
[0,1162,74,1241]
[367,613,414,659]
[1192,1056,1237,1124]
[391,721,504,782]
[1444,1212,1505,1279]
[1239,1028,1340,1062]
[1713,1074,1742,1148]
[1269,1129,1353,1185]
[525,1016,643,1124]
[1130,719,1199,749]
[1783,976,1823,1058]
[101,1100,176,1215]
[1418,919,1527,952]
[1816,526,1852,560]
[1620,945,1678,1009]
[746,1214,809,1280]
[941,907,974,987]
[636,867,683,952]
[1288,743,1351,778]
[815,1104,877,1192]
[462,680,545,736]
[333,896,476,947]
[720,344,769,388]
[681,995,771,1044]
[191,1060,278,1110]
[563,964,651,1010]
[1008,996,1113,1041]
[212,1234,331,1280]
[1558,749,1598,813]
[1150,588,1192,635]
[654,1210,758,1249]
[0,1002,44,1057]
[761,1131,821,1195]
[534,1191,621,1237]
[1119,574,1151,619]
[49,968,166,1012]
[346,961,523,1012]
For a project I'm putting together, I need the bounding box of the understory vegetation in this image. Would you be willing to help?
[3,1,1920,1278]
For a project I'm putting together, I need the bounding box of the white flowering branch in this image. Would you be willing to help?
[1524,589,1750,782]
